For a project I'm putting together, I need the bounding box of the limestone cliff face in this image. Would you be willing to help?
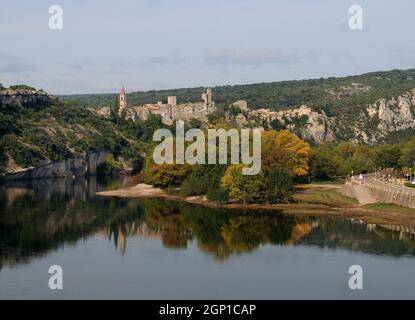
[281,88,415,144]
[366,89,415,133]
[0,89,51,110]
[262,105,333,143]
[300,108,335,143]
[3,151,109,181]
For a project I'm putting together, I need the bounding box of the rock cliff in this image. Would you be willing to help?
[279,88,415,144]
[0,88,51,110]
[3,151,109,181]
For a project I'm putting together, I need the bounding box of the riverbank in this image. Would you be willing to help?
[96,182,415,225]
[2,151,110,181]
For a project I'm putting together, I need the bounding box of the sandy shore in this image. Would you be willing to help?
[96,183,415,225]
[97,183,168,198]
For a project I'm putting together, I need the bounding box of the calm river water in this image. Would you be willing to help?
[1,177,415,299]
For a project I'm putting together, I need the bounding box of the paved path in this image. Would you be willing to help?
[349,183,376,205]
[347,173,415,207]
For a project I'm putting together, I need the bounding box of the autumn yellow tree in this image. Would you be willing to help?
[261,130,310,176]
[143,138,192,187]
[221,164,265,204]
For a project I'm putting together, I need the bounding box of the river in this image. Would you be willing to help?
[1,177,415,299]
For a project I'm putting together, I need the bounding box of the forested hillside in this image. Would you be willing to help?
[3,68,415,174]
[64,68,415,116]
[0,87,146,174]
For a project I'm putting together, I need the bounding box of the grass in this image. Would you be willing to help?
[309,178,346,186]
[362,203,415,214]
[293,186,358,207]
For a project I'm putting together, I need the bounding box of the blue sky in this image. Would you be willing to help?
[1,0,414,94]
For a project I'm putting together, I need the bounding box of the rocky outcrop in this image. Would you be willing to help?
[87,152,110,175]
[3,151,109,181]
[0,89,51,110]
[281,88,415,144]
[265,105,335,143]
[366,89,415,133]
[90,106,111,117]
[302,108,335,143]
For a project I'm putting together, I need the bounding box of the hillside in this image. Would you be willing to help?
[2,68,415,175]
[61,68,415,145]
[0,87,144,174]
[63,68,415,116]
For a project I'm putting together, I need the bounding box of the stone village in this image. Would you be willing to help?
[94,85,321,136]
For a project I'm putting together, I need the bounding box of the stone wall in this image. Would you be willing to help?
[341,174,415,208]
[339,181,356,198]
[364,182,415,208]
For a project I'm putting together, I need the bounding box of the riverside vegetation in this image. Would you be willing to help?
[3,68,415,205]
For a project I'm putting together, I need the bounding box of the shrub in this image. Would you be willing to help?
[180,175,208,196]
[9,84,36,91]
[97,154,120,176]
[267,167,293,203]
[180,164,227,196]
[221,164,265,204]
[2,135,44,168]
[207,188,229,204]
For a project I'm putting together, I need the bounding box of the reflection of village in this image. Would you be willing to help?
[3,178,415,268]
[100,220,317,258]
[99,209,415,260]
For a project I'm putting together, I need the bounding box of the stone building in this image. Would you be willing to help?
[118,85,127,118]
[119,86,216,125]
[167,96,177,106]
[232,100,249,112]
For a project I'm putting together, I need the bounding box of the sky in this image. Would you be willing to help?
[1,0,415,94]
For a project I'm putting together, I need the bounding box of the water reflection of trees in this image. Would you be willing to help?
[2,178,415,269]
[107,200,415,261]
[139,200,299,260]
[0,177,141,269]
[297,218,415,257]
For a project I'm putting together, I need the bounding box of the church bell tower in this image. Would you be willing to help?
[118,85,127,118]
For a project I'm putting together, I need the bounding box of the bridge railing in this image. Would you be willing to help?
[351,173,415,196]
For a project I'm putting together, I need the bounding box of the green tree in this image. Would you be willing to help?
[374,145,402,168]
[309,146,338,180]
[97,154,120,176]
[267,167,293,203]
[136,114,165,141]
[143,142,192,187]
[207,188,229,204]
[180,164,227,196]
[189,118,202,129]
[400,139,415,168]
[221,164,265,204]
[270,119,285,131]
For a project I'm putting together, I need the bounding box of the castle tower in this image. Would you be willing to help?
[206,88,212,106]
[202,88,213,114]
[167,96,177,106]
[118,85,127,118]
[201,92,207,103]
